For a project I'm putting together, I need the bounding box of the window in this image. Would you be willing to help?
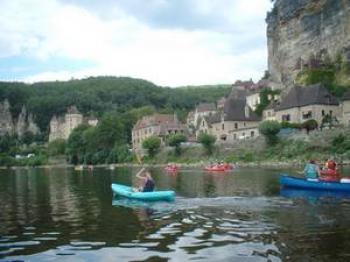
[330,110,333,115]
[244,122,246,127]
[322,110,325,116]
[234,123,238,129]
[251,131,255,137]
[282,114,290,122]
[267,111,271,117]
[233,134,237,140]
[222,123,225,130]
[302,111,312,120]
[202,121,205,127]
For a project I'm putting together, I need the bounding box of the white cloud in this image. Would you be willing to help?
[0,0,272,86]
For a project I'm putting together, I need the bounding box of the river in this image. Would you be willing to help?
[1,166,350,261]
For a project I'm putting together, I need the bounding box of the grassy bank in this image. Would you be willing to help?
[144,128,350,166]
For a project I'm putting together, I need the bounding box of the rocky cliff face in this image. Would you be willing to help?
[267,0,350,87]
[0,100,40,137]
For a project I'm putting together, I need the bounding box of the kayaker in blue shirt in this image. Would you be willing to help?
[136,168,155,192]
[303,160,320,179]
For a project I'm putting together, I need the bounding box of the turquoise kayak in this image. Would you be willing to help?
[111,184,175,201]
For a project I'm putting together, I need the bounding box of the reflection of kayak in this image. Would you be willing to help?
[165,166,178,172]
[280,175,350,191]
[111,184,175,201]
[280,187,350,199]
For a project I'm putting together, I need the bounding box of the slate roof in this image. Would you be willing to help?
[133,113,179,130]
[208,98,261,124]
[342,91,350,101]
[196,103,216,112]
[276,84,339,111]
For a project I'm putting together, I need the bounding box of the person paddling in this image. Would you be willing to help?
[303,159,320,180]
[135,168,155,192]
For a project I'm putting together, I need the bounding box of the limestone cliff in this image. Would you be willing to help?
[0,100,40,137]
[267,0,350,87]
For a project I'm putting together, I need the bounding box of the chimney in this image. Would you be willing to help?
[245,105,250,118]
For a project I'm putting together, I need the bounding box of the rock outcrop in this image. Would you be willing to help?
[0,100,14,136]
[0,100,40,137]
[267,0,350,87]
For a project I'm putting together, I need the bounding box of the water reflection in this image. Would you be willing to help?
[1,167,350,261]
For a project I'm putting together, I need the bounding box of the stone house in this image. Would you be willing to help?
[273,84,340,125]
[197,98,261,143]
[263,101,278,121]
[193,102,216,126]
[132,113,187,152]
[342,91,350,126]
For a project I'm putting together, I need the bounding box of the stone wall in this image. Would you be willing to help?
[267,0,350,87]
[275,104,341,124]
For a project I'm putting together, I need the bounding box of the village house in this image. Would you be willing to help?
[197,97,261,143]
[269,84,340,125]
[192,102,216,126]
[132,113,187,153]
[342,91,350,126]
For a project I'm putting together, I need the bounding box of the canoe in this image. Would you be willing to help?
[280,175,350,191]
[111,184,175,201]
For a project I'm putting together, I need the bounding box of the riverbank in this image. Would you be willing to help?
[1,128,350,170]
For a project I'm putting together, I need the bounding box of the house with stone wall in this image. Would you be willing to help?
[265,84,341,126]
[132,113,187,153]
[197,97,261,143]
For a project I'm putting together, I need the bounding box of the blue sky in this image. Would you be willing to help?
[0,0,273,86]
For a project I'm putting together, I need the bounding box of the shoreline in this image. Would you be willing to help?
[2,160,350,170]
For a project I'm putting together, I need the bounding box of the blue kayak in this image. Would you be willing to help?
[111,184,175,201]
[280,175,350,191]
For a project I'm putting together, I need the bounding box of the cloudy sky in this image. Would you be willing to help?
[0,0,273,87]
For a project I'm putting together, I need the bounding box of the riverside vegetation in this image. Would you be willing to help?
[0,76,349,167]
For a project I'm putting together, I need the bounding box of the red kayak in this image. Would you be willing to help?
[204,166,230,172]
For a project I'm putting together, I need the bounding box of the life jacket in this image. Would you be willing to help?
[143,179,155,192]
[327,160,337,171]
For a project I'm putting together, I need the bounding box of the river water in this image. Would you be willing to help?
[1,166,350,261]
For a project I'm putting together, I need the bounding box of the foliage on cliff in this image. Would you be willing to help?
[0,77,231,133]
[295,55,350,97]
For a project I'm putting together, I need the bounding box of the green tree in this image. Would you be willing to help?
[47,139,66,156]
[66,124,90,164]
[142,136,161,157]
[168,133,187,155]
[259,120,281,146]
[198,133,216,155]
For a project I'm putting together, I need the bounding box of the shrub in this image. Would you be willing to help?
[301,119,318,134]
[168,134,187,155]
[48,139,66,156]
[198,133,216,155]
[142,136,161,157]
[259,120,281,146]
